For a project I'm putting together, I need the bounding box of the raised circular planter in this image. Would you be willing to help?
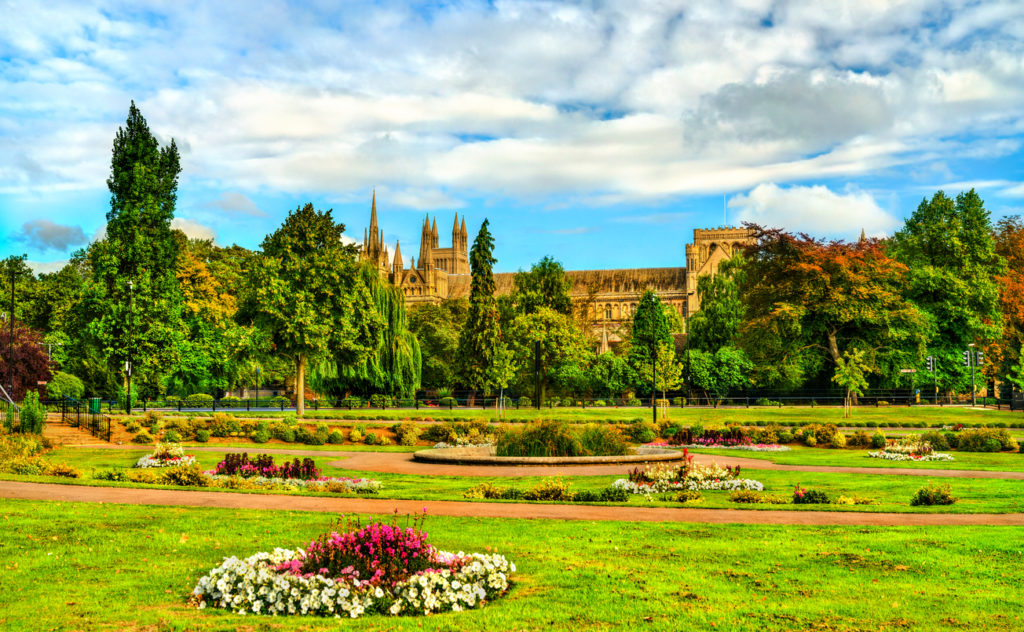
[413,445,684,465]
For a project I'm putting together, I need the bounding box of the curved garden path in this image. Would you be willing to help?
[2,480,1022,526]
[65,444,1024,479]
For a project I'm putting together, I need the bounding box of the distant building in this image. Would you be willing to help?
[360,193,752,350]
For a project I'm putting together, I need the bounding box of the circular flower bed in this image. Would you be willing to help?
[869,438,954,462]
[190,515,514,618]
[613,453,764,497]
[135,443,196,468]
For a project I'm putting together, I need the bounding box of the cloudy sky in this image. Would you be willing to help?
[3,0,1024,274]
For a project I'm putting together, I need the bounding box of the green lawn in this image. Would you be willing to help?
[689,446,1024,472]
[32,447,1024,513]
[140,404,1024,427]
[0,499,1020,631]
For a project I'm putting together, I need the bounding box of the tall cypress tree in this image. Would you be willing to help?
[77,102,184,398]
[457,219,502,391]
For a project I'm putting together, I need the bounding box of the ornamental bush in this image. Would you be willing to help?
[516,396,531,407]
[910,482,956,506]
[578,424,628,456]
[496,420,581,457]
[625,419,658,444]
[184,393,215,408]
[392,421,421,446]
[523,476,573,501]
[792,486,830,504]
[327,430,345,444]
[958,427,1017,452]
[17,391,47,433]
[46,372,85,400]
[870,433,887,449]
[195,429,210,442]
[219,396,241,408]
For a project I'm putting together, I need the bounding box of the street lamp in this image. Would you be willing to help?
[126,280,134,415]
[7,265,13,398]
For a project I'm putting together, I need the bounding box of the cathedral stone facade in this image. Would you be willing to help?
[360,194,752,350]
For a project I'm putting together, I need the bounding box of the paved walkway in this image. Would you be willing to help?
[3,481,1022,526]
[65,443,1024,479]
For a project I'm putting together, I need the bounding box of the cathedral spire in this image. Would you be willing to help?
[368,189,379,248]
[393,240,403,273]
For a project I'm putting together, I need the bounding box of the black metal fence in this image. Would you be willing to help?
[55,389,1019,413]
[59,398,112,442]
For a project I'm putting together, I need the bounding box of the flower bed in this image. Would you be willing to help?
[190,515,514,617]
[211,452,321,480]
[612,452,764,497]
[134,443,195,468]
[868,438,954,462]
[205,474,382,493]
[652,441,790,452]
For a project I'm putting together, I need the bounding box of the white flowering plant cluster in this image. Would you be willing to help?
[868,438,954,462]
[432,438,494,449]
[135,443,196,468]
[613,461,764,497]
[190,516,514,618]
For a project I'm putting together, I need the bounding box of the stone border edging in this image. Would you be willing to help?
[412,445,683,465]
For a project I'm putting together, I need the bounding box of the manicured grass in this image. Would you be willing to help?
[689,446,1024,472]
[142,405,1024,427]
[0,499,1021,631]
[36,447,1024,513]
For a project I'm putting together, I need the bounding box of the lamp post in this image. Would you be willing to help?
[255,366,260,409]
[126,280,134,415]
[651,346,658,424]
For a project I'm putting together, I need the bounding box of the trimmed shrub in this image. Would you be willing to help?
[46,372,85,400]
[162,429,182,443]
[523,477,573,501]
[269,395,291,408]
[870,433,887,449]
[516,396,531,408]
[674,490,704,503]
[219,396,241,408]
[957,427,1017,452]
[392,421,421,446]
[195,429,210,443]
[327,430,345,444]
[625,419,658,444]
[184,393,215,408]
[846,430,872,448]
[369,394,391,408]
[134,430,155,444]
[280,428,296,443]
[17,391,46,433]
[252,430,270,444]
[777,431,794,444]
[671,397,686,406]
[364,431,381,446]
[348,428,364,443]
[920,430,949,451]
[160,463,210,487]
[910,482,956,506]
[439,396,457,408]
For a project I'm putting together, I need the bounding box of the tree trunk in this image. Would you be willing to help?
[296,355,306,416]
[826,330,841,366]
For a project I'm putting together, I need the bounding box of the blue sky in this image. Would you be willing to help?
[2,0,1024,274]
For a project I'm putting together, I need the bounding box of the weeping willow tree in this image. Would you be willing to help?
[310,264,421,397]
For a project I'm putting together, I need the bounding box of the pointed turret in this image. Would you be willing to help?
[460,216,467,239]
[393,241,403,274]
[370,189,378,232]
[431,218,438,248]
[859,228,867,243]
[452,213,460,246]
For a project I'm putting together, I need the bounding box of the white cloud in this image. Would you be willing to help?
[10,219,86,252]
[170,218,217,242]
[26,259,68,274]
[203,192,267,217]
[730,183,901,237]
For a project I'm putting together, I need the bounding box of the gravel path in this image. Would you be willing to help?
[66,444,1024,479]
[3,480,1022,526]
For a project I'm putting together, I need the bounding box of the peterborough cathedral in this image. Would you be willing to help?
[360,193,752,350]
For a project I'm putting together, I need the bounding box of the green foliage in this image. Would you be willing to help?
[496,420,582,457]
[577,424,628,456]
[183,393,214,408]
[509,256,573,316]
[408,299,467,389]
[507,307,593,403]
[392,421,421,446]
[194,429,210,443]
[252,430,270,444]
[327,430,345,444]
[46,372,85,400]
[17,391,46,433]
[957,427,1017,452]
[457,219,502,390]
[629,290,672,367]
[792,486,830,504]
[523,477,573,501]
[685,346,752,400]
[74,102,185,400]
[517,396,532,407]
[688,254,744,352]
[674,490,705,503]
[625,419,658,443]
[910,482,956,506]
[162,429,182,443]
[728,490,788,504]
[890,190,1004,394]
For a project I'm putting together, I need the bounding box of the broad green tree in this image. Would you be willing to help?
[889,190,1004,395]
[240,203,368,414]
[457,219,502,391]
[628,290,673,394]
[685,346,752,404]
[739,226,927,390]
[687,254,744,352]
[408,299,467,389]
[506,307,593,403]
[509,256,573,316]
[633,341,683,400]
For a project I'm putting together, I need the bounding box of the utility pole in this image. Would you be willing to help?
[126,280,134,415]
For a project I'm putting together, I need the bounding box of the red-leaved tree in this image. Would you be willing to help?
[0,324,51,401]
